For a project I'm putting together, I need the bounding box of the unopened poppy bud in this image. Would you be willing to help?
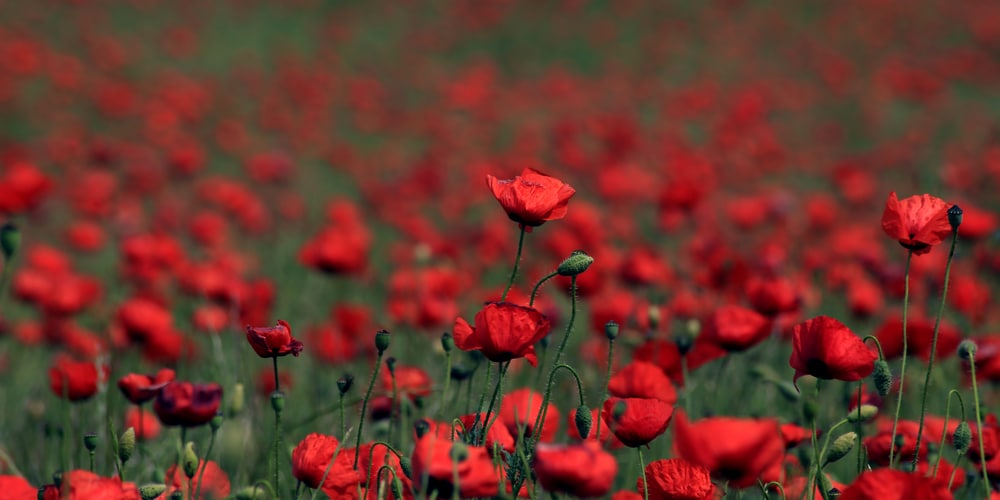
[375,329,391,354]
[953,421,972,454]
[612,400,627,420]
[574,405,592,438]
[948,205,963,232]
[557,250,594,277]
[139,484,167,500]
[873,360,892,397]
[182,442,199,479]
[83,433,98,452]
[647,306,661,331]
[233,486,269,499]
[119,427,136,462]
[802,398,818,423]
[337,374,354,395]
[399,456,412,478]
[450,441,469,462]
[0,222,19,260]
[386,357,397,375]
[210,414,224,431]
[828,487,841,500]
[674,319,700,355]
[271,392,285,412]
[604,321,619,341]
[824,432,857,466]
[51,471,63,488]
[958,340,977,361]
[847,404,878,423]
[228,383,245,416]
[413,419,430,439]
[441,332,454,353]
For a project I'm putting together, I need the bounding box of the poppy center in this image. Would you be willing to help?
[805,358,833,379]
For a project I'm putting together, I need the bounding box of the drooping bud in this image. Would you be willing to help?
[948,205,963,232]
[604,321,619,341]
[337,374,354,395]
[824,432,857,466]
[398,456,412,478]
[139,484,167,500]
[271,392,285,413]
[228,383,245,416]
[182,442,199,479]
[847,404,878,423]
[802,398,818,424]
[441,332,454,353]
[119,427,136,462]
[574,405,592,439]
[375,329,391,354]
[873,360,892,397]
[557,250,594,277]
[958,340,977,361]
[83,433,98,452]
[0,222,19,260]
[953,421,972,454]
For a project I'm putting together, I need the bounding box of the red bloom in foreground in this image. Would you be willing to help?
[49,354,108,402]
[39,470,140,499]
[153,381,223,427]
[638,458,714,500]
[124,407,161,441]
[839,468,951,500]
[880,192,952,255]
[607,361,677,404]
[602,397,673,447]
[162,459,230,500]
[246,319,303,358]
[117,368,175,404]
[411,434,500,498]
[486,168,576,230]
[790,315,877,386]
[453,302,551,366]
[672,412,785,489]
[291,433,362,494]
[533,441,618,498]
[500,388,561,443]
[700,305,772,352]
[0,475,36,500]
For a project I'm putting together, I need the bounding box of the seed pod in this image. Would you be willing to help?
[873,360,892,397]
[375,330,391,354]
[953,421,972,454]
[557,250,594,277]
[574,405,593,439]
[824,432,857,466]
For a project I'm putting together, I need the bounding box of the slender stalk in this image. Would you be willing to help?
[530,277,579,449]
[531,364,585,451]
[339,393,346,439]
[311,428,349,500]
[912,231,958,470]
[61,378,71,472]
[273,396,283,495]
[529,271,558,307]
[888,250,913,466]
[595,338,615,442]
[195,425,218,500]
[354,352,384,469]
[931,390,964,479]
[638,447,649,500]
[855,383,863,476]
[481,362,510,445]
[363,441,403,496]
[968,353,990,497]
[439,348,452,421]
[501,226,527,301]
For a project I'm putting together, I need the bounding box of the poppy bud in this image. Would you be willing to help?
[233,486,269,499]
[51,471,63,488]
[0,222,19,260]
[441,332,454,353]
[391,476,404,499]
[802,398,818,424]
[271,392,285,412]
[958,340,977,361]
[948,205,963,232]
[953,421,972,454]
[873,360,892,397]
[226,383,244,417]
[413,419,430,439]
[399,456,412,478]
[604,321,619,341]
[139,484,167,500]
[119,427,136,462]
[182,442,199,479]
[337,374,354,395]
[83,433,98,452]
[574,405,592,439]
[847,404,878,423]
[828,487,842,500]
[386,357,397,375]
[375,329,391,354]
[824,432,857,466]
[450,364,475,381]
[450,441,469,462]
[557,250,594,277]
[168,492,184,500]
[210,414,224,432]
[674,319,700,355]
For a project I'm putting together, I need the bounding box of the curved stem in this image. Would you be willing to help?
[931,390,965,479]
[501,226,526,302]
[195,426,218,500]
[530,277,579,450]
[363,441,403,496]
[969,354,990,497]
[595,339,615,442]
[354,351,384,469]
[529,271,558,307]
[862,336,886,361]
[888,249,913,467]
[912,230,958,470]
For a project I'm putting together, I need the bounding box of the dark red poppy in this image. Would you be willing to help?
[601,397,673,448]
[49,354,108,402]
[790,315,877,386]
[672,411,785,489]
[453,302,551,366]
[638,458,714,500]
[499,388,560,443]
[533,441,618,498]
[38,470,141,500]
[486,168,576,230]
[411,434,500,498]
[162,459,230,500]
[700,305,772,352]
[245,319,303,358]
[117,368,175,404]
[880,192,953,255]
[838,468,951,500]
[607,361,677,404]
[153,381,223,427]
[291,433,363,493]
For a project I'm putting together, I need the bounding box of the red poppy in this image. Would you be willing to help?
[453,302,551,366]
[486,168,576,230]
[672,412,785,489]
[607,361,677,404]
[533,441,618,498]
[410,434,500,499]
[39,470,140,499]
[746,276,801,316]
[790,315,877,386]
[245,319,303,358]
[700,305,772,352]
[880,192,953,255]
[566,407,621,449]
[353,441,413,500]
[291,433,362,493]
[162,459,230,500]
[638,458,714,500]
[49,354,108,402]
[499,388,561,443]
[601,397,673,448]
[153,381,223,427]
[0,475,36,500]
[382,365,433,402]
[838,468,951,500]
[117,368,175,404]
[459,414,516,452]
[124,407,161,441]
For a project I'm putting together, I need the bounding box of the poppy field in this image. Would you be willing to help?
[3,0,1000,499]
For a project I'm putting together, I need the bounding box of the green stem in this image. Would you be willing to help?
[968,353,991,497]
[931,390,965,480]
[529,271,558,307]
[274,398,282,496]
[439,349,452,421]
[354,351,384,469]
[595,339,615,442]
[481,362,510,445]
[529,277,578,450]
[339,393,346,439]
[638,447,649,500]
[363,441,403,496]
[195,425,218,500]
[61,378,71,472]
[912,231,958,470]
[501,226,527,302]
[855,383,863,476]
[531,364,585,450]
[551,276,577,368]
[888,250,913,467]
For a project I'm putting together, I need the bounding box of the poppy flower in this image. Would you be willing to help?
[458,414,515,452]
[153,381,223,427]
[790,315,877,386]
[499,388,561,443]
[49,354,108,402]
[117,368,175,404]
[638,458,714,500]
[607,361,677,404]
[672,411,785,489]
[880,192,953,255]
[291,433,362,493]
[602,397,673,448]
[700,305,772,352]
[533,441,618,498]
[245,319,303,358]
[838,468,951,500]
[353,441,413,500]
[486,168,576,230]
[453,302,551,366]
[0,475,36,500]
[124,407,161,441]
[382,365,433,402]
[162,459,230,500]
[410,434,500,498]
[38,469,141,499]
[566,407,622,449]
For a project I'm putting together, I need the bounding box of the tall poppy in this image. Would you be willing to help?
[153,381,223,427]
[245,319,303,358]
[533,442,618,498]
[602,397,673,448]
[486,168,576,230]
[790,315,877,386]
[117,368,175,404]
[638,458,714,500]
[880,192,952,255]
[672,411,785,489]
[291,433,362,494]
[452,302,551,366]
[607,361,677,404]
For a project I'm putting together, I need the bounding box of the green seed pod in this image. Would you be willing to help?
[386,356,397,375]
[0,222,19,260]
[270,392,285,412]
[168,492,184,500]
[604,321,619,341]
[119,427,136,462]
[83,433,99,452]
[139,484,167,500]
[182,442,199,479]
[210,414,224,432]
[953,421,972,454]
[413,419,430,439]
[391,476,404,499]
[958,340,977,361]
[574,405,593,439]
[228,383,245,416]
[337,374,354,395]
[873,360,892,397]
[824,432,857,466]
[441,332,454,353]
[375,329,391,354]
[847,404,878,423]
[948,205,963,232]
[557,250,594,277]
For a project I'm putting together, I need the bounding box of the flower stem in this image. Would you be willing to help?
[273,356,281,394]
[195,424,218,500]
[638,447,649,500]
[931,390,964,479]
[968,351,990,497]
[888,249,913,467]
[529,271,558,307]
[530,277,578,449]
[595,338,615,442]
[353,351,384,469]
[481,362,510,445]
[501,226,526,301]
